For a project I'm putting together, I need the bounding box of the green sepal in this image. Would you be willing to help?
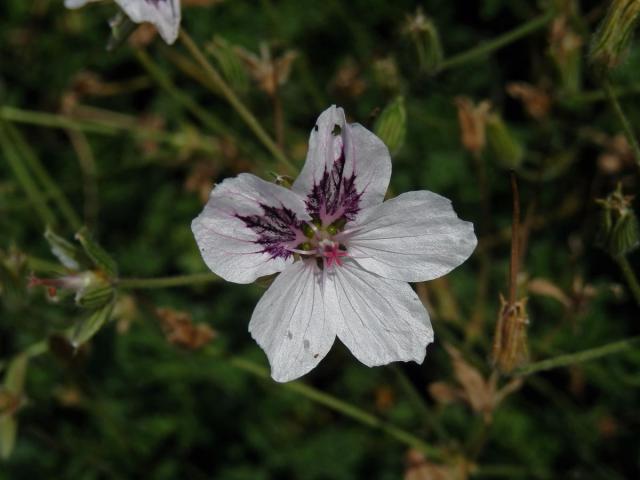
[70,301,115,348]
[75,228,118,277]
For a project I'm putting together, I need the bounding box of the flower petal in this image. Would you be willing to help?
[348,191,477,282]
[292,105,391,224]
[192,173,310,284]
[249,260,336,382]
[115,0,181,44]
[325,262,433,367]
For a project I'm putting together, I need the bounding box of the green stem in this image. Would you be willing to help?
[116,273,219,289]
[133,48,230,137]
[513,335,640,376]
[603,79,640,169]
[0,106,216,153]
[0,121,57,227]
[615,256,640,306]
[565,84,640,104]
[1,106,117,134]
[439,10,554,72]
[390,365,448,441]
[226,355,442,459]
[5,123,82,231]
[178,29,296,174]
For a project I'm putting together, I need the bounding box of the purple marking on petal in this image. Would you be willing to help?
[306,147,361,224]
[237,204,302,259]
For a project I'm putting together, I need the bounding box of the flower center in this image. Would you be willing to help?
[292,218,351,269]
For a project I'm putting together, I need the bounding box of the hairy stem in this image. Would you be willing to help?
[615,256,640,306]
[513,336,640,376]
[116,273,220,289]
[390,365,448,441]
[439,10,554,72]
[0,106,215,152]
[178,29,296,174]
[226,355,442,459]
[133,48,230,136]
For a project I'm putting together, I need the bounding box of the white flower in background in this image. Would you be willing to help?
[192,106,477,382]
[64,0,181,44]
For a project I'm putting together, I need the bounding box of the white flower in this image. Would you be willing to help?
[65,0,181,44]
[192,106,477,382]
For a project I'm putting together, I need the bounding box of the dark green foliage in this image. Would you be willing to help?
[1,0,640,478]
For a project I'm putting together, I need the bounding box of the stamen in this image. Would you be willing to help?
[287,247,316,256]
[333,226,364,240]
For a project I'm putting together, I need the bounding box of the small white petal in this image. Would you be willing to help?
[348,191,477,282]
[64,0,101,8]
[325,261,433,367]
[192,173,310,284]
[249,261,336,383]
[115,0,181,44]
[292,105,391,214]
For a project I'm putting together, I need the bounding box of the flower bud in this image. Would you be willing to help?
[549,15,583,94]
[589,0,640,75]
[404,8,443,75]
[454,97,491,156]
[374,96,407,155]
[491,296,530,374]
[29,270,114,309]
[0,248,28,312]
[107,11,138,52]
[596,184,640,257]
[486,113,524,170]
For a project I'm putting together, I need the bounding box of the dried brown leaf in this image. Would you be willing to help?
[156,307,216,350]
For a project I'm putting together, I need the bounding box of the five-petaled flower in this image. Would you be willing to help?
[192,106,477,382]
[65,0,181,44]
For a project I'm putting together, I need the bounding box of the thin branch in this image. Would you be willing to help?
[603,78,640,170]
[615,256,640,307]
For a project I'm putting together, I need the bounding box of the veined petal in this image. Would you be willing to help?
[249,260,336,383]
[292,105,391,224]
[192,173,310,284]
[325,261,433,367]
[348,191,477,282]
[115,0,181,44]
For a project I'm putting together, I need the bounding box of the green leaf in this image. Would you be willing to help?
[70,301,115,348]
[3,355,28,396]
[75,227,118,277]
[0,415,17,460]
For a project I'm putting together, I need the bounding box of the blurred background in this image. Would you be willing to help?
[1,0,640,478]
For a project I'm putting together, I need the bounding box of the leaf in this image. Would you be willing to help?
[0,415,17,460]
[75,227,118,277]
[70,302,115,348]
[4,355,28,396]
